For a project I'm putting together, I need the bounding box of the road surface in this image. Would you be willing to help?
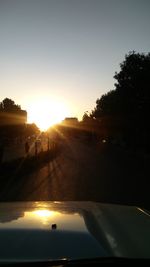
[0,137,149,208]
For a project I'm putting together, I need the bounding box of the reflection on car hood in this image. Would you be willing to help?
[0,201,150,262]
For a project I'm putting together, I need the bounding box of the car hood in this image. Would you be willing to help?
[0,201,150,262]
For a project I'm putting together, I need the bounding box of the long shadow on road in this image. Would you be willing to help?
[0,139,149,210]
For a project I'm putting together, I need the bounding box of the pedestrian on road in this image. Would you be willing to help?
[25,141,30,155]
[35,141,38,156]
[47,137,50,151]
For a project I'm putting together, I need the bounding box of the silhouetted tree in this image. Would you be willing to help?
[0,98,21,112]
[92,51,150,151]
[91,90,120,118]
[82,112,91,122]
[114,51,150,120]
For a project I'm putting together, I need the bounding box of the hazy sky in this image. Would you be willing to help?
[0,0,150,124]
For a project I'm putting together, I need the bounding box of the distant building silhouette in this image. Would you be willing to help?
[62,117,78,125]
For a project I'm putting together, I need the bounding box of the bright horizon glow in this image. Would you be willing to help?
[27,98,70,131]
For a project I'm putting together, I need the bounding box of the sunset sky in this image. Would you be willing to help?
[0,0,150,129]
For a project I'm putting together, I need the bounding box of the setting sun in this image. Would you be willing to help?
[27,98,70,131]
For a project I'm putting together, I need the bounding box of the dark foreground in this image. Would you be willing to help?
[0,137,149,209]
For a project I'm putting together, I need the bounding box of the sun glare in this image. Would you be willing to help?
[27,98,69,131]
[33,210,55,217]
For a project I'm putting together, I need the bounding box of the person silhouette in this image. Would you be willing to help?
[35,141,38,156]
[25,141,30,155]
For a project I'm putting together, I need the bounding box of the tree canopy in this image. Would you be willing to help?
[92,51,150,121]
[90,52,150,149]
[0,98,21,112]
